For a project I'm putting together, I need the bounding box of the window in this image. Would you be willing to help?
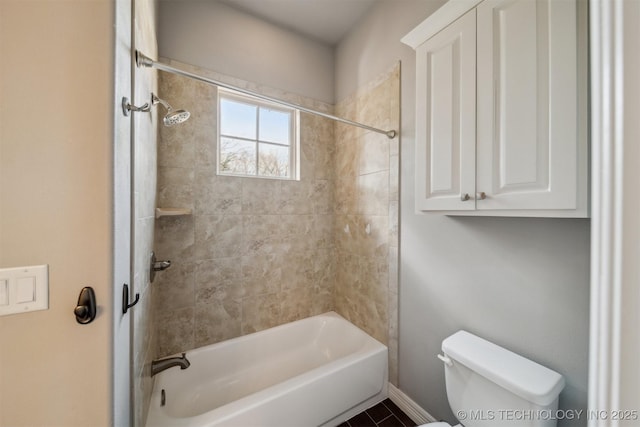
[218,89,299,179]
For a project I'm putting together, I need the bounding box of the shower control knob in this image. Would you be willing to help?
[153,260,171,271]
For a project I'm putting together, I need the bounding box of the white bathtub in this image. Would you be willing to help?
[146,311,388,427]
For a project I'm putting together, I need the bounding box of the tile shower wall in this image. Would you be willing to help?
[334,64,400,385]
[154,60,336,357]
[152,60,400,386]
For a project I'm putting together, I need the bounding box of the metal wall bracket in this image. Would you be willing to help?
[121,97,150,116]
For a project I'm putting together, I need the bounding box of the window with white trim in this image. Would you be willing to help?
[218,88,299,179]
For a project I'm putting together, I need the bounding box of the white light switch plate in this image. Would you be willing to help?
[0,265,49,316]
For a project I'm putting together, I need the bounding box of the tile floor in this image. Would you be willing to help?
[338,399,418,427]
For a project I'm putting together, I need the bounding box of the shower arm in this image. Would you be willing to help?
[136,51,397,139]
[152,94,173,112]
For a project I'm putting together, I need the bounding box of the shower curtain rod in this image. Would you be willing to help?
[136,51,397,139]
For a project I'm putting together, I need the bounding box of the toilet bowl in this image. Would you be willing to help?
[418,331,565,427]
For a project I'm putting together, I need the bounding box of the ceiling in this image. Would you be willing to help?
[217,0,379,45]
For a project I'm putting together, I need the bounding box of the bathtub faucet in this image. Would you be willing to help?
[151,352,190,376]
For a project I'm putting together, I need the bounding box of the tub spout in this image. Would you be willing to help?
[151,352,190,376]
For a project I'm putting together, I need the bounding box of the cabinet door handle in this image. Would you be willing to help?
[461,193,471,201]
[477,192,487,200]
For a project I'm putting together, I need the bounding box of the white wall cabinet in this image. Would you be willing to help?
[403,0,588,217]
[414,9,477,211]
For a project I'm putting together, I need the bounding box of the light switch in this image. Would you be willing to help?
[0,280,8,306]
[16,277,36,303]
[0,265,48,316]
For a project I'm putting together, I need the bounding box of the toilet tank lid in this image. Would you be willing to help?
[442,331,565,406]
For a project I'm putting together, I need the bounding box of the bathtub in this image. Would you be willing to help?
[146,311,388,427]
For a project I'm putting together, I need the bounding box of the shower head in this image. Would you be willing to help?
[151,93,190,126]
[163,109,191,126]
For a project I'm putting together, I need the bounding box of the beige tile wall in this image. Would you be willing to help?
[334,64,400,385]
[152,60,400,386]
[154,61,335,357]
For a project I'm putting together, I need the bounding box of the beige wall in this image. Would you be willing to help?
[616,0,640,411]
[0,1,113,425]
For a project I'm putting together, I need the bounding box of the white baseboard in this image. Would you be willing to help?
[388,383,439,425]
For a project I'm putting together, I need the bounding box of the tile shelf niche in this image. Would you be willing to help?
[155,207,193,219]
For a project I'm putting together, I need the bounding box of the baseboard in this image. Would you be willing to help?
[388,383,438,425]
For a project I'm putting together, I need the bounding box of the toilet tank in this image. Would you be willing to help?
[442,331,565,427]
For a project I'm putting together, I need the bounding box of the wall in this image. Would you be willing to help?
[335,1,590,426]
[333,65,400,384]
[619,0,640,410]
[0,1,113,425]
[153,60,335,357]
[132,0,160,425]
[113,0,133,424]
[157,0,335,104]
[152,59,402,381]
[153,0,405,394]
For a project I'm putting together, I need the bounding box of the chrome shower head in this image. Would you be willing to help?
[163,109,191,126]
[151,93,190,126]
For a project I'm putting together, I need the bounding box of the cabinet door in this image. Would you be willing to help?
[415,9,476,211]
[476,0,578,210]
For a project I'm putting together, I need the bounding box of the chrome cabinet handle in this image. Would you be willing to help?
[461,193,471,201]
[477,192,487,200]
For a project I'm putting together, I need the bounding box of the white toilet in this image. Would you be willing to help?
[420,330,566,427]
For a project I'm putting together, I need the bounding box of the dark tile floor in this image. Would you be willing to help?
[338,399,418,427]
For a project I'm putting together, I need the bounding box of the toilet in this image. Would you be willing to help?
[419,330,566,427]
